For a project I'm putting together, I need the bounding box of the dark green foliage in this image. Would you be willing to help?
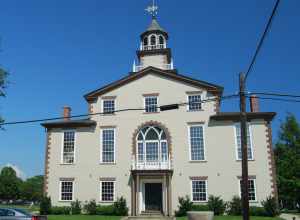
[40,196,52,215]
[20,175,44,202]
[262,196,280,217]
[191,204,209,211]
[96,205,115,215]
[84,200,97,215]
[207,195,226,215]
[249,206,267,216]
[227,196,242,215]
[113,197,128,216]
[275,113,300,210]
[0,167,22,201]
[175,196,193,217]
[51,206,71,215]
[71,199,82,215]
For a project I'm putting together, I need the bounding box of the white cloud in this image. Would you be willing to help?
[2,163,27,180]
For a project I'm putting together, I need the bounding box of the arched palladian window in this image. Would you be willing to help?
[136,126,168,162]
[159,35,165,45]
[143,37,148,46]
[150,35,156,46]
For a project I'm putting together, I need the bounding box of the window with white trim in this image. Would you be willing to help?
[100,181,115,202]
[101,129,115,163]
[239,179,256,201]
[62,131,75,164]
[188,95,202,111]
[189,125,205,161]
[191,180,207,202]
[60,181,73,201]
[145,96,158,113]
[235,123,253,160]
[103,100,115,114]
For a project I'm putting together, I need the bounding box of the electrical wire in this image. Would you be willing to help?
[249,92,300,99]
[246,95,300,103]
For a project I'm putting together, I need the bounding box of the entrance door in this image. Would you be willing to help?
[145,183,162,212]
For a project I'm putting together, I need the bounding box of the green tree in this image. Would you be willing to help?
[274,113,300,210]
[0,167,22,202]
[20,175,44,202]
[0,67,8,126]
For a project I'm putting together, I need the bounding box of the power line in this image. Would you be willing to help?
[245,0,281,82]
[250,92,300,99]
[0,94,239,126]
[246,95,300,103]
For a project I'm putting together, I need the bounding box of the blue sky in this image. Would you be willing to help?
[0,0,299,178]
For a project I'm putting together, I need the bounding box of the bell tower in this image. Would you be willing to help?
[133,1,174,72]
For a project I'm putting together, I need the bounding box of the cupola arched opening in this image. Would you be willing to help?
[143,37,148,46]
[159,35,165,45]
[150,35,156,46]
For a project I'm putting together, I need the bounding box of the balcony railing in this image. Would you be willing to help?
[142,44,165,51]
[131,157,172,170]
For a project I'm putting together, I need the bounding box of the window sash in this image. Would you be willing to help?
[103,100,115,114]
[60,181,73,201]
[192,180,207,202]
[101,129,115,163]
[188,95,202,111]
[145,96,158,113]
[239,179,256,201]
[235,124,253,160]
[100,181,115,202]
[62,131,75,164]
[189,126,205,161]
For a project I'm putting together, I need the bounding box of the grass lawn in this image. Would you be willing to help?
[177,216,283,220]
[48,216,122,220]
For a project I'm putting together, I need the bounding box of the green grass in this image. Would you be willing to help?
[47,216,122,220]
[176,216,283,220]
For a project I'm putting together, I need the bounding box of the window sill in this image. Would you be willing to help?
[187,109,204,112]
[58,200,74,202]
[60,163,76,166]
[236,159,255,162]
[99,162,116,165]
[143,112,160,114]
[189,160,207,163]
[192,200,208,203]
[99,201,115,204]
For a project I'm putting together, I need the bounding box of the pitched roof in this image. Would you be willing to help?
[41,119,96,129]
[147,18,166,32]
[84,66,224,102]
[210,112,276,122]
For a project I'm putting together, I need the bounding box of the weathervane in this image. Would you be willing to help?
[145,0,158,18]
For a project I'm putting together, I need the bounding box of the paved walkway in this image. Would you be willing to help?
[280,213,300,220]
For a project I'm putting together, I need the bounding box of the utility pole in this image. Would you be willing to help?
[239,72,249,220]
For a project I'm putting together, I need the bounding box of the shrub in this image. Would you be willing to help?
[227,196,242,215]
[175,196,193,217]
[40,196,51,215]
[191,204,209,211]
[207,195,226,215]
[113,197,128,216]
[249,206,267,216]
[96,205,115,215]
[51,206,71,215]
[71,199,81,215]
[84,199,97,215]
[262,196,280,217]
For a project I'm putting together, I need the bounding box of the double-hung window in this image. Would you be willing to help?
[144,96,158,113]
[62,131,75,164]
[235,123,253,160]
[101,128,115,163]
[191,180,207,202]
[189,125,205,161]
[188,94,202,111]
[60,181,74,201]
[100,181,115,202]
[103,99,115,114]
[239,178,257,201]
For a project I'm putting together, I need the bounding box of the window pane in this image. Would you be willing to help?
[102,129,115,163]
[159,36,164,45]
[235,124,253,160]
[190,126,205,160]
[240,179,256,201]
[145,128,159,140]
[146,142,159,162]
[138,142,144,162]
[61,181,73,201]
[63,131,75,164]
[145,97,158,113]
[161,141,168,161]
[188,95,202,111]
[101,181,114,202]
[192,180,207,201]
[103,100,115,114]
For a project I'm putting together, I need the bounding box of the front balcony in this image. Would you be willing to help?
[131,157,173,170]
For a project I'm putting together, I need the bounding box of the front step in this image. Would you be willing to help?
[124,214,175,220]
